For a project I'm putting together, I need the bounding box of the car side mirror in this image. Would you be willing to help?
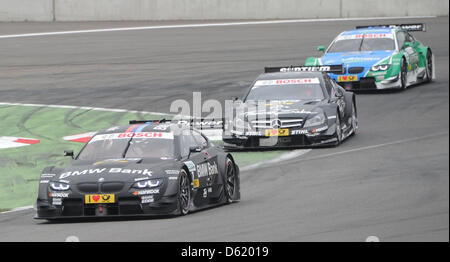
[188,146,202,158]
[189,146,202,153]
[317,46,325,52]
[64,150,74,159]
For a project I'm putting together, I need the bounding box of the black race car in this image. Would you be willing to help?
[223,65,358,149]
[35,120,240,219]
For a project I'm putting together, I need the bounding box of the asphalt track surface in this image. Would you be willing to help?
[0,16,448,241]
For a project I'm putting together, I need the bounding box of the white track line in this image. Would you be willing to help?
[286,132,449,164]
[0,102,172,116]
[0,205,33,214]
[240,132,448,172]
[241,149,312,171]
[0,16,435,39]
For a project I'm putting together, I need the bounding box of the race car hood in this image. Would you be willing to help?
[321,50,393,68]
[54,158,180,183]
[241,100,326,119]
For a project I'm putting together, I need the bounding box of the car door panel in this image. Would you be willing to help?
[183,130,222,206]
[191,153,221,205]
[332,82,346,119]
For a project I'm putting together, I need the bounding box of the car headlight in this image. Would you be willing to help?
[371,64,390,71]
[49,182,71,191]
[304,112,326,128]
[132,179,163,189]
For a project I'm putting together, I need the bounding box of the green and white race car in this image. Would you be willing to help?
[305,24,435,90]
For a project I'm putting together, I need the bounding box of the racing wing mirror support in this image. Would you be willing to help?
[188,146,202,159]
[64,150,74,159]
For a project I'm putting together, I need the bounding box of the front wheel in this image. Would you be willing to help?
[425,50,433,83]
[177,169,191,216]
[334,114,343,146]
[350,102,358,136]
[224,158,237,203]
[401,58,408,90]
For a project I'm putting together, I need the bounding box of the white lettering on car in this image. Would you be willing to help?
[196,162,219,178]
[59,168,152,179]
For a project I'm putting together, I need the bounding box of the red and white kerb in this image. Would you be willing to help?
[0,136,40,149]
[63,132,97,143]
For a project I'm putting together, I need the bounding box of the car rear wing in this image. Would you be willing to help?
[356,23,426,32]
[264,65,344,74]
[129,118,224,130]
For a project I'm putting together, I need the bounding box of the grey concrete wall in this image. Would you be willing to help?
[0,0,448,22]
[54,0,342,21]
[341,0,449,18]
[0,0,53,21]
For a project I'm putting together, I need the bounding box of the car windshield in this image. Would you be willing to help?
[77,132,175,161]
[328,37,395,52]
[245,78,325,101]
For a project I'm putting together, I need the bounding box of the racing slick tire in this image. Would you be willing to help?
[334,112,343,146]
[425,50,433,83]
[177,169,191,216]
[224,158,237,204]
[350,101,358,136]
[401,58,408,90]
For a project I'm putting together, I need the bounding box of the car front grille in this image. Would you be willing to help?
[101,182,124,193]
[77,182,125,193]
[338,77,377,90]
[251,118,304,129]
[77,183,98,193]
[333,68,346,75]
[348,67,365,74]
